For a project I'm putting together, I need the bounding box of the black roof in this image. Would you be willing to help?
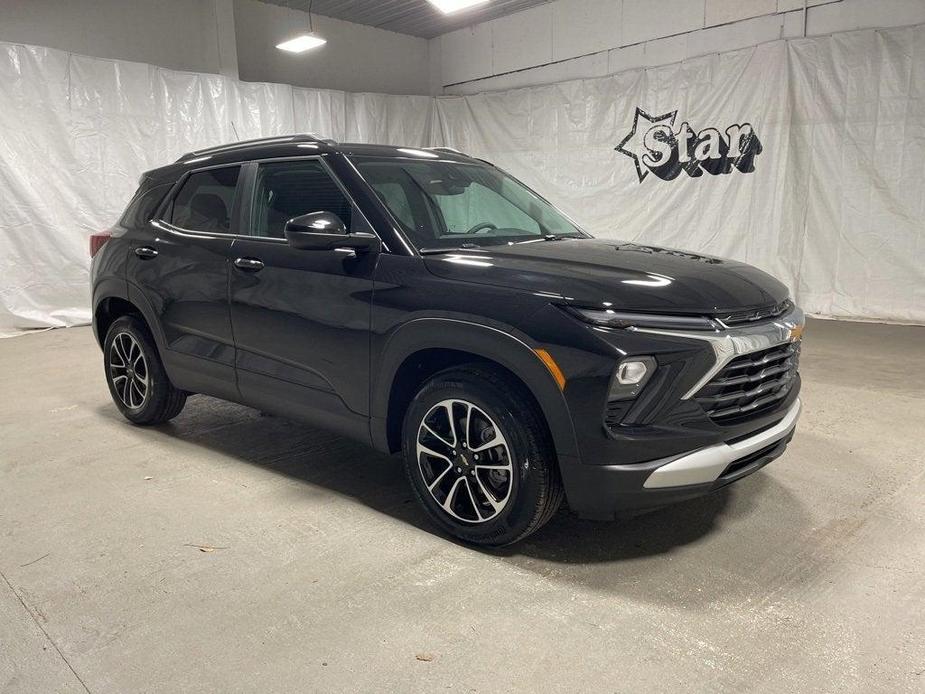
[143,134,474,182]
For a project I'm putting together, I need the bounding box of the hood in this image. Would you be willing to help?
[423,238,789,315]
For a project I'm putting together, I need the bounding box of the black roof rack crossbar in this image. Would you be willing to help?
[176,133,337,162]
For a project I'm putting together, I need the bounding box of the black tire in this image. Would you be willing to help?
[103,315,187,425]
[401,364,564,546]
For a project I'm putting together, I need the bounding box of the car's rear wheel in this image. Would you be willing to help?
[402,364,563,546]
[103,315,186,425]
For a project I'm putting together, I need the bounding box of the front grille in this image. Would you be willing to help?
[695,341,800,424]
[718,299,793,326]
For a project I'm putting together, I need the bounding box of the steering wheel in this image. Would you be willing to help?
[466,222,498,235]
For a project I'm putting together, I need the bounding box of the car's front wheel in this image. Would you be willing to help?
[402,364,563,546]
[103,315,186,425]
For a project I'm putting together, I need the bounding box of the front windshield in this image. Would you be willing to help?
[352,155,585,250]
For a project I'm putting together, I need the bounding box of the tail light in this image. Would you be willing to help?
[89,230,112,258]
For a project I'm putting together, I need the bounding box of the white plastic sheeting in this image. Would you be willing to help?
[0,43,437,336]
[1,25,923,335]
[436,25,925,325]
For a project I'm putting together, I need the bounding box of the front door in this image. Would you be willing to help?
[228,157,377,442]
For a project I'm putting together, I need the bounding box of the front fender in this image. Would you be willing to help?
[370,317,581,464]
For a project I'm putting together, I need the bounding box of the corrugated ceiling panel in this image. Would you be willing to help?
[261,0,553,39]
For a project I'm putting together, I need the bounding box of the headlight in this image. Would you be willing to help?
[608,356,656,401]
[565,306,718,331]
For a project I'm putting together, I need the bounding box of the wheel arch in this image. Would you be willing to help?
[371,318,581,463]
[92,281,167,353]
[93,296,143,345]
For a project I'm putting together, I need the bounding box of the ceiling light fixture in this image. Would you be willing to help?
[276,34,326,52]
[276,0,326,53]
[427,0,490,15]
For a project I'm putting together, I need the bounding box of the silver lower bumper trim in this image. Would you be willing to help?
[643,398,802,489]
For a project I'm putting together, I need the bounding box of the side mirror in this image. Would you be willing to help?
[284,212,380,253]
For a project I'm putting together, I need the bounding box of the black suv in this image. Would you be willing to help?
[90,134,803,546]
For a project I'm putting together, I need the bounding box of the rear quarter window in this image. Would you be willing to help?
[119,183,172,228]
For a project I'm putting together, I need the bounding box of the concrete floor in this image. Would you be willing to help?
[0,318,923,693]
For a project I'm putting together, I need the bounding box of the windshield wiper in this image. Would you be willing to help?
[418,242,483,255]
[515,234,568,244]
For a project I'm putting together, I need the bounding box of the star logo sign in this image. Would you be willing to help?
[615,107,677,182]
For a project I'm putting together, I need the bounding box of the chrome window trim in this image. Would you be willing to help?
[150,219,288,243]
[630,304,805,399]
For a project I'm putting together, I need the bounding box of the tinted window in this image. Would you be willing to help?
[119,182,171,228]
[368,181,415,230]
[250,160,352,238]
[170,166,240,233]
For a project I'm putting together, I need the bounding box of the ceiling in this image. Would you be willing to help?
[259,1,553,39]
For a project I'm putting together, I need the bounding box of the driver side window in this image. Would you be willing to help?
[435,181,540,235]
[250,160,354,238]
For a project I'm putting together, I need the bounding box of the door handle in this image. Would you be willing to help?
[134,246,158,259]
[234,257,264,272]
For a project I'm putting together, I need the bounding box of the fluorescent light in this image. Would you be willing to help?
[276,34,327,53]
[427,0,490,14]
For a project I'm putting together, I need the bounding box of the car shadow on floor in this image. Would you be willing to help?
[97,395,800,568]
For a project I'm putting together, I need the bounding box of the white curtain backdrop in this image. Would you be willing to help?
[436,24,925,326]
[0,43,438,336]
[1,24,922,335]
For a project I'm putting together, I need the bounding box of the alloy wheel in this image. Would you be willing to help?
[109,332,149,409]
[416,398,513,524]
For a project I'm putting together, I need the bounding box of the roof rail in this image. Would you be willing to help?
[426,146,468,156]
[176,133,336,162]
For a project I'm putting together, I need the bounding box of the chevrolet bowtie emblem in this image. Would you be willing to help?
[789,324,805,342]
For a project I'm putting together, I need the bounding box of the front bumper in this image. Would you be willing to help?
[643,397,801,488]
[563,398,801,519]
[521,300,805,518]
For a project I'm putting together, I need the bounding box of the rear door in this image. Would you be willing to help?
[228,157,378,442]
[127,164,242,400]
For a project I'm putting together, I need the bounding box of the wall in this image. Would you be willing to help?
[0,0,433,95]
[0,0,226,74]
[233,0,431,95]
[432,0,925,94]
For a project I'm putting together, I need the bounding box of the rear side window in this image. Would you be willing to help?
[169,166,240,233]
[119,182,171,228]
[250,160,352,238]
